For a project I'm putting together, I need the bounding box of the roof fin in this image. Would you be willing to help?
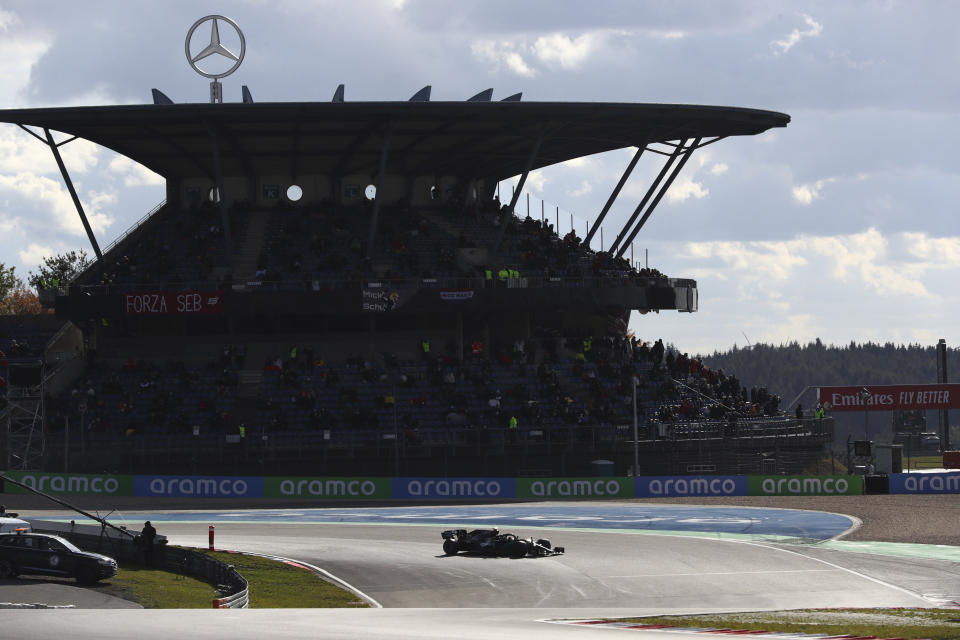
[501,92,522,102]
[242,86,254,104]
[332,84,345,103]
[467,88,494,102]
[409,85,432,102]
[151,89,174,105]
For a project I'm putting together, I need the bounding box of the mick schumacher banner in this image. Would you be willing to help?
[817,384,960,412]
[124,291,224,315]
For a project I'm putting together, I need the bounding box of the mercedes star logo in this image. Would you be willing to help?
[185,15,246,80]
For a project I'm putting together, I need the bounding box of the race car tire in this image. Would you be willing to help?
[443,540,460,556]
[0,559,14,579]
[508,539,531,558]
[536,539,552,550]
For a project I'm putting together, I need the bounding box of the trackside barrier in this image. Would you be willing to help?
[26,519,248,609]
[889,472,960,494]
[636,476,747,497]
[2,473,879,498]
[748,475,862,496]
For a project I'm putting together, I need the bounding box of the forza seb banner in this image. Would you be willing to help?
[516,477,632,499]
[889,472,960,494]
[124,291,225,315]
[636,476,748,498]
[2,471,134,496]
[392,478,515,499]
[817,384,960,412]
[265,477,391,499]
[135,475,264,498]
[749,475,862,496]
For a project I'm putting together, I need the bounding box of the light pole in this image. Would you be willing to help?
[632,376,639,476]
[393,379,400,477]
[860,387,872,440]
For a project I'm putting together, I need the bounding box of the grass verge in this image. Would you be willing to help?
[104,564,218,608]
[92,550,368,608]
[614,608,960,639]
[202,551,369,608]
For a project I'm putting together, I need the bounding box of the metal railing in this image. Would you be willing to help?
[67,417,830,453]
[70,199,167,286]
[68,274,693,296]
[28,519,248,608]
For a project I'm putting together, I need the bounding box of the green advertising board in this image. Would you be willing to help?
[263,477,391,499]
[748,475,862,496]
[2,471,134,496]
[515,477,632,499]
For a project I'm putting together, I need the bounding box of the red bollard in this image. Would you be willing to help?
[209,525,215,550]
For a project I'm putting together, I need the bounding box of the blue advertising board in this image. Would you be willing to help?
[635,475,748,498]
[391,477,516,499]
[134,475,264,498]
[889,472,960,494]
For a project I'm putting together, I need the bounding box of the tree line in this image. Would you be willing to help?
[699,339,957,442]
[0,250,90,315]
[699,339,954,406]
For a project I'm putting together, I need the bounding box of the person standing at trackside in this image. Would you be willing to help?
[140,520,157,566]
[795,404,803,420]
[814,403,825,421]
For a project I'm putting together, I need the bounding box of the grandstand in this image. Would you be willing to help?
[0,89,832,477]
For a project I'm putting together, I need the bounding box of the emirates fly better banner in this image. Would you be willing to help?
[817,384,960,412]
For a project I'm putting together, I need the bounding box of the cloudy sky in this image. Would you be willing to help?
[0,1,956,355]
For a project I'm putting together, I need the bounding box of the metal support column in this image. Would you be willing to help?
[584,145,645,246]
[937,338,950,451]
[615,138,701,259]
[493,129,544,256]
[43,128,103,262]
[609,139,689,256]
[208,127,234,258]
[366,125,392,261]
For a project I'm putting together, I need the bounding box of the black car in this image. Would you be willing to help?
[441,528,565,557]
[0,532,118,584]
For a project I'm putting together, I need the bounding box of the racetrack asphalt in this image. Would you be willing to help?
[0,494,958,632]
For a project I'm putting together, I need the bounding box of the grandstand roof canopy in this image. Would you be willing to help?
[0,101,789,181]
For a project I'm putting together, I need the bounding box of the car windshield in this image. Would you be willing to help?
[44,535,81,553]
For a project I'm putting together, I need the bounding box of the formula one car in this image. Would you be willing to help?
[441,528,565,557]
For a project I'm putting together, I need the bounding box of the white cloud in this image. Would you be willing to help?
[17,242,55,268]
[525,169,547,193]
[532,32,599,70]
[903,233,960,267]
[470,39,537,77]
[771,14,823,56]
[683,229,938,303]
[0,126,99,175]
[792,177,835,205]
[653,31,685,40]
[0,173,114,237]
[666,175,708,203]
[0,9,50,108]
[569,180,592,197]
[812,228,929,298]
[561,157,590,169]
[109,155,164,187]
[709,163,728,176]
[684,239,807,283]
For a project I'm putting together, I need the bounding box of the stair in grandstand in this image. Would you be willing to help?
[232,210,273,283]
[237,369,263,399]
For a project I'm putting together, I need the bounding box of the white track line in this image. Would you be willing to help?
[236,550,383,608]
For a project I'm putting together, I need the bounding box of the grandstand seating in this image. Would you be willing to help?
[69,193,666,295]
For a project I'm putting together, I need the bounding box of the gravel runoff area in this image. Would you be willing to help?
[2,493,959,547]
